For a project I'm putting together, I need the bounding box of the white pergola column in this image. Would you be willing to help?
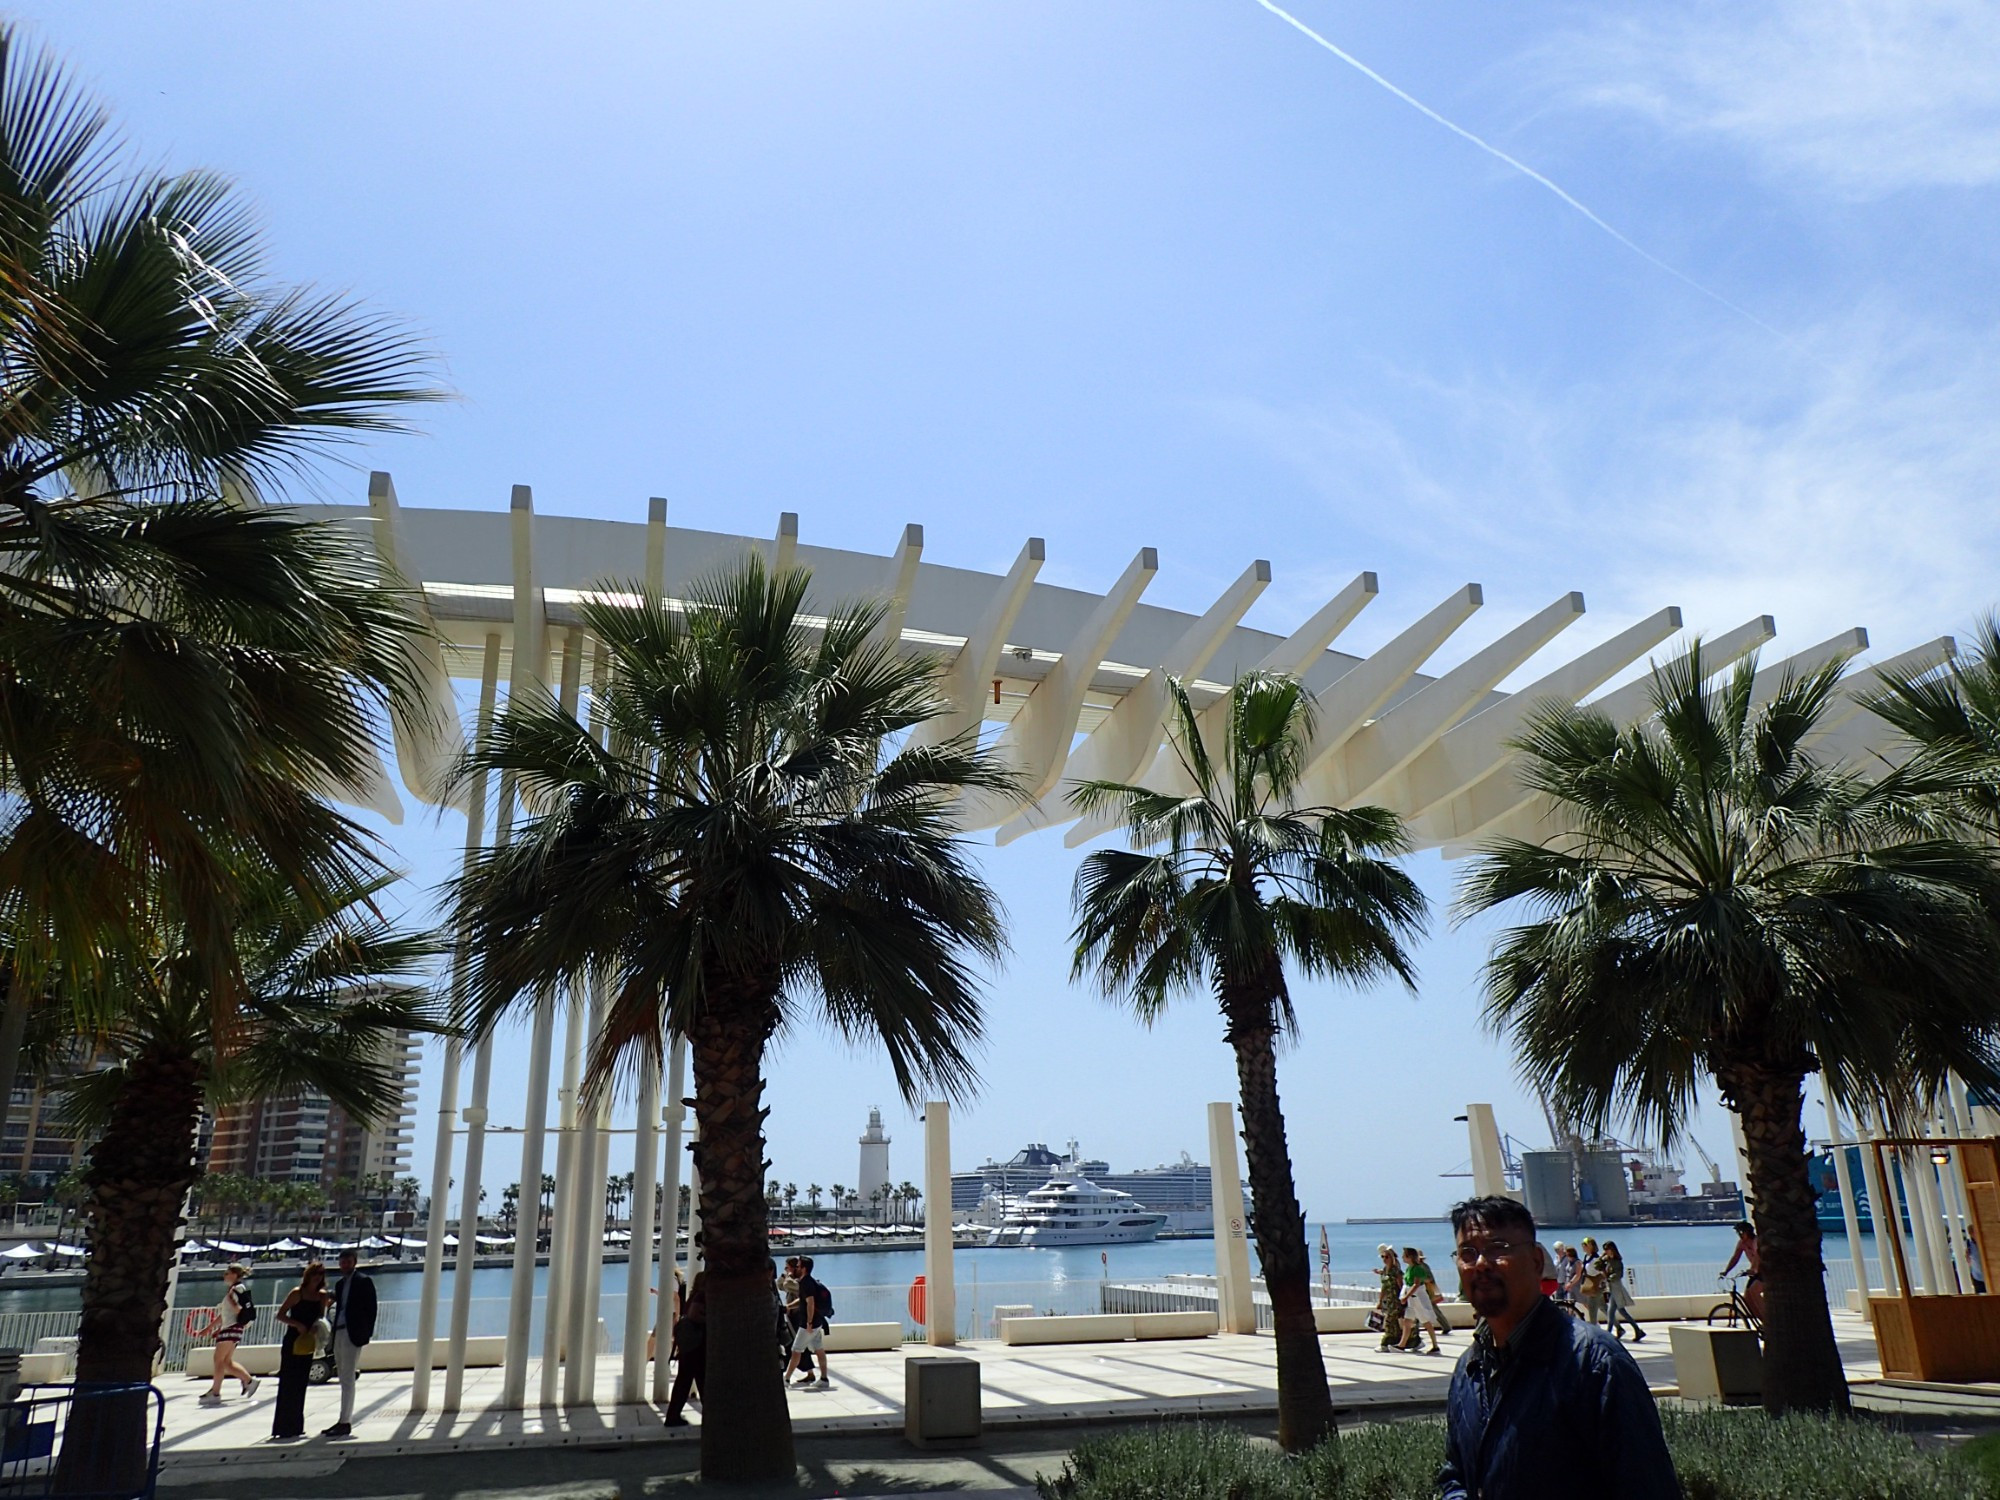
[1855,1107,1901,1296]
[539,983,587,1405]
[620,1050,661,1404]
[1466,1104,1509,1199]
[564,979,608,1407]
[575,1078,612,1404]
[1208,1102,1256,1334]
[443,770,513,1412]
[500,631,580,1407]
[411,631,501,1415]
[651,1036,687,1404]
[1821,1095,1870,1306]
[922,1102,956,1346]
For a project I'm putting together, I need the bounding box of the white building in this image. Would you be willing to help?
[858,1107,892,1214]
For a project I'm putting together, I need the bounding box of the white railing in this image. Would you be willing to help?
[1,1257,1906,1374]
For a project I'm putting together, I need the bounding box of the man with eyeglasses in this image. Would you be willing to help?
[1438,1195,1680,1499]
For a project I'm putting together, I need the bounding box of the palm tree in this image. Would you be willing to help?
[500,1182,520,1232]
[1456,645,2000,1414]
[1870,614,2000,833]
[898,1181,921,1226]
[449,557,1013,1481]
[806,1183,823,1216]
[0,22,442,1147]
[51,870,439,1482]
[783,1183,798,1224]
[830,1184,847,1226]
[1071,671,1428,1453]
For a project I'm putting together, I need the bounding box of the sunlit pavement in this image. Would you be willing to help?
[152,1313,1887,1484]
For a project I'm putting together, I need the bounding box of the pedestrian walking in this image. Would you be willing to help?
[1599,1239,1645,1341]
[1551,1241,1582,1315]
[271,1262,327,1441]
[1394,1245,1443,1354]
[661,1274,706,1426]
[199,1264,258,1403]
[1576,1236,1607,1325]
[783,1255,834,1389]
[1372,1244,1407,1352]
[1966,1234,1987,1294]
[323,1249,377,1437]
[1440,1196,1681,1499]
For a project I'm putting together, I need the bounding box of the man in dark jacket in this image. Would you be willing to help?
[323,1249,378,1438]
[1439,1196,1680,1499]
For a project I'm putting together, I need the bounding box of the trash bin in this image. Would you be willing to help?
[905,1355,980,1449]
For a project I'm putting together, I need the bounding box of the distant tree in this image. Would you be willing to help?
[806,1184,823,1213]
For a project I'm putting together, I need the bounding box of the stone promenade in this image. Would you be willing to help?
[152,1312,1888,1483]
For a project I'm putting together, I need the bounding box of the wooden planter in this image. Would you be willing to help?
[1868,1137,2000,1383]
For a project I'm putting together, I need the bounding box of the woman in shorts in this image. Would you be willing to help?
[201,1264,258,1402]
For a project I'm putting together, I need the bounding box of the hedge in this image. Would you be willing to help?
[1035,1412,1992,1500]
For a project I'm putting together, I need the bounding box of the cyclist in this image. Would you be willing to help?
[1719,1220,1764,1321]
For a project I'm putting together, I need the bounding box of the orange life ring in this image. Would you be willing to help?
[908,1274,926,1327]
[184,1309,216,1336]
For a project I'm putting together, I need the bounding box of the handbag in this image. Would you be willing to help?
[291,1329,317,1357]
[1365,1310,1385,1333]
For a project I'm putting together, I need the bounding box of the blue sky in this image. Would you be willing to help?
[37,1,2000,1217]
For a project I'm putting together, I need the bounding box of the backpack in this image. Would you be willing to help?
[233,1284,256,1329]
[804,1277,833,1323]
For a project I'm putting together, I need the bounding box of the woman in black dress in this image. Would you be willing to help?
[272,1262,327,1440]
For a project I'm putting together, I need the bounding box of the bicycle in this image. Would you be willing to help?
[1706,1273,1763,1335]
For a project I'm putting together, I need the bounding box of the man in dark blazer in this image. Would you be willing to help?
[323,1248,378,1437]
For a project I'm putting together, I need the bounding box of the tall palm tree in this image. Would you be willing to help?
[0,22,442,1143]
[806,1183,823,1214]
[449,557,1014,1482]
[1456,645,2000,1414]
[49,869,439,1483]
[1070,671,1428,1453]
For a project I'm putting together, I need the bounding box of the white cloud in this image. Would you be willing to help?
[1551,0,2000,197]
[1209,307,2000,666]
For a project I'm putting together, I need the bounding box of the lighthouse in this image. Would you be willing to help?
[858,1107,892,1217]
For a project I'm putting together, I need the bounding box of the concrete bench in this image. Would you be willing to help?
[824,1322,902,1352]
[185,1335,506,1379]
[998,1311,1216,1346]
[18,1353,67,1383]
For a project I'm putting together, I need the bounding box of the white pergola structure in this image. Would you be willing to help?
[327,473,1949,1411]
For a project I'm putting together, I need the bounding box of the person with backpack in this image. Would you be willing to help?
[200,1263,259,1403]
[783,1255,834,1390]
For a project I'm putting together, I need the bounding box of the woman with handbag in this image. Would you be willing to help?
[1394,1246,1443,1355]
[1576,1236,1608,1326]
[272,1262,328,1440]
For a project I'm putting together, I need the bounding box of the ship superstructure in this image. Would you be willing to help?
[953,1141,1213,1234]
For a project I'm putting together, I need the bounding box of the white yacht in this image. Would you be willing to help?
[984,1175,1168,1247]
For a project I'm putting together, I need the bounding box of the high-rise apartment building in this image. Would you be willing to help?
[0,1072,91,1186]
[206,1027,420,1187]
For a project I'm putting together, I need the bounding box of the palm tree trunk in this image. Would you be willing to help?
[688,987,794,1483]
[57,1043,203,1494]
[1717,1056,1850,1415]
[1224,983,1335,1453]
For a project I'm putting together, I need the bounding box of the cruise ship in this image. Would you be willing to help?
[985,1176,1168,1247]
[951,1142,1213,1235]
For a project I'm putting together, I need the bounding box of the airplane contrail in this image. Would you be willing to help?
[1254,0,1781,338]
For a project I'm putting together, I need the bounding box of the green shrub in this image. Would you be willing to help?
[1965,1432,2000,1489]
[1662,1408,1991,1500]
[1035,1414,1992,1500]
